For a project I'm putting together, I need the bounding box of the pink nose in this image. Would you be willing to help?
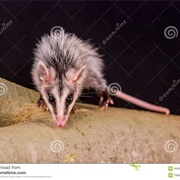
[56,121,65,127]
[55,116,66,127]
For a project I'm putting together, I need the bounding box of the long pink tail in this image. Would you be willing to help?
[115,91,170,115]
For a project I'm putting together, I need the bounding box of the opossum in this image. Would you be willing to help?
[31,27,170,127]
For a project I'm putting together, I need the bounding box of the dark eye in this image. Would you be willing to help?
[48,93,55,104]
[66,94,73,104]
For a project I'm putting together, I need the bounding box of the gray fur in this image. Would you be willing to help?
[31,27,109,126]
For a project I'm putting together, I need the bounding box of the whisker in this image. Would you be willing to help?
[81,92,97,95]
[80,95,95,98]
[76,100,87,104]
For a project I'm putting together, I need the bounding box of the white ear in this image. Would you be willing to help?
[73,65,86,83]
[37,61,50,82]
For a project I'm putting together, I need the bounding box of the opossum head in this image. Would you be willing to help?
[33,60,86,127]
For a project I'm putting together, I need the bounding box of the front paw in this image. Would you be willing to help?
[71,107,78,114]
[37,97,48,111]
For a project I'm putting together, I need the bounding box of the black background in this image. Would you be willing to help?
[0,1,180,115]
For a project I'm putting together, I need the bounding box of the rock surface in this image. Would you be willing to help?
[0,77,180,163]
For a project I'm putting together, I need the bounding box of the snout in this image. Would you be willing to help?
[54,115,68,127]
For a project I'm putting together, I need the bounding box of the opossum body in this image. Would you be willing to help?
[31,27,170,127]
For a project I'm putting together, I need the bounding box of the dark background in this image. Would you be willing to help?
[0,1,179,115]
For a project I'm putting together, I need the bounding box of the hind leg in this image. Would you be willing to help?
[97,89,114,110]
[86,74,113,109]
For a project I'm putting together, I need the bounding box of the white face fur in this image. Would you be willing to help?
[41,85,77,127]
[35,61,86,127]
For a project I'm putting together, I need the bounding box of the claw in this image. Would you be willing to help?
[72,107,78,114]
[99,95,114,110]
